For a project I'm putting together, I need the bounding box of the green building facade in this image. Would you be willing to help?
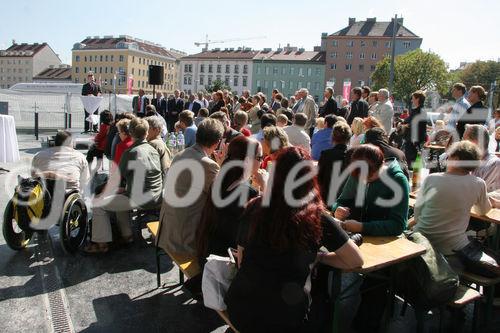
[252,49,326,102]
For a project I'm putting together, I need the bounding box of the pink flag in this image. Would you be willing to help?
[127,75,134,95]
[342,81,351,101]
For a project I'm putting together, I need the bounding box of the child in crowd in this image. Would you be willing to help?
[87,110,113,172]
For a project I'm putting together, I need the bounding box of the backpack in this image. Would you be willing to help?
[395,231,459,310]
[12,177,52,231]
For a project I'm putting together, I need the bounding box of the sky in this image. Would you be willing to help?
[1,0,498,69]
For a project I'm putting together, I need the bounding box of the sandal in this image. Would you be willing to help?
[83,242,109,254]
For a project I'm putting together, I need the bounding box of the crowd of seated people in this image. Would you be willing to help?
[26,81,500,331]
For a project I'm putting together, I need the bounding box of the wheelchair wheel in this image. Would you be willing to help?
[59,193,88,254]
[2,200,33,250]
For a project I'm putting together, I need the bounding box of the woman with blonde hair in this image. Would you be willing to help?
[350,117,365,147]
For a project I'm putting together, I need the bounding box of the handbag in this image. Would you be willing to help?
[454,239,500,278]
[202,249,237,311]
[395,231,459,310]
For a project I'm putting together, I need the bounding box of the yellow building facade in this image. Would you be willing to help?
[71,36,184,95]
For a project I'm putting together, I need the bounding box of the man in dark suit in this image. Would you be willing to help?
[320,87,338,117]
[317,121,352,205]
[81,71,102,133]
[347,87,369,125]
[166,90,184,132]
[151,92,167,118]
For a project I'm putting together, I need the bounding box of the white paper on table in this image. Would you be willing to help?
[80,95,103,114]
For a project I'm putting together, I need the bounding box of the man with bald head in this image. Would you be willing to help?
[132,89,149,117]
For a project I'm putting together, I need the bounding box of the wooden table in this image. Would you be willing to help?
[330,236,426,332]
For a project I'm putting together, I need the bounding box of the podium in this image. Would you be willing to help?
[81,95,103,126]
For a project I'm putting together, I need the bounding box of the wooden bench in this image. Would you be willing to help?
[146,221,239,333]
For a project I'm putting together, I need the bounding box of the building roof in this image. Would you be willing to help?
[0,42,50,57]
[253,50,325,63]
[33,66,72,80]
[74,36,178,59]
[329,18,420,38]
[182,49,259,60]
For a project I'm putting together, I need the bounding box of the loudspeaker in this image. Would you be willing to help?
[148,65,164,85]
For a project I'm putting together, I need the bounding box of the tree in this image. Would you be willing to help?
[371,49,450,106]
[459,60,500,108]
[205,79,231,93]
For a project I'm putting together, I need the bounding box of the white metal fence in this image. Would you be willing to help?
[0,89,134,130]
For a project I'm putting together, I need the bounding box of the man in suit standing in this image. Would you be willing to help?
[347,87,369,125]
[81,71,101,133]
[296,88,318,137]
[158,118,224,256]
[132,89,149,117]
[151,92,167,118]
[320,87,338,117]
[184,94,197,113]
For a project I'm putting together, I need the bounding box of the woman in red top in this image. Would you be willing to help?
[112,118,133,171]
[86,110,112,172]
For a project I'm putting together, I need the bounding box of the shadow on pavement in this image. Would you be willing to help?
[81,291,224,333]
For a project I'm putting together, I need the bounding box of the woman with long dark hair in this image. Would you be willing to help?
[226,146,363,332]
[210,90,225,114]
[196,136,267,262]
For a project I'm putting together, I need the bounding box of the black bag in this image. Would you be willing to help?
[455,239,500,278]
[395,231,459,310]
[13,177,52,232]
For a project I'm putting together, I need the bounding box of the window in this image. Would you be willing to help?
[347,40,354,47]
[289,81,293,89]
[119,55,124,62]
[385,41,392,48]
[330,64,337,70]
[234,65,239,74]
[256,80,261,88]
[233,76,238,86]
[265,66,270,75]
[242,76,247,86]
[359,64,364,71]
[315,68,321,75]
[84,67,87,73]
[385,53,391,59]
[273,67,278,75]
[188,64,192,72]
[225,76,230,85]
[372,41,378,47]
[360,40,366,47]
[216,75,221,81]
[184,64,188,72]
[132,68,135,75]
[226,64,230,73]
[199,76,204,85]
[243,65,248,74]
[188,77,192,85]
[306,82,311,89]
[345,64,352,71]
[332,40,338,47]
[200,64,205,72]
[330,52,337,58]
[403,41,411,49]
[84,56,87,62]
[299,68,304,76]
[371,53,377,60]
[360,52,365,59]
[208,76,212,85]
[184,77,188,84]
[100,55,103,61]
[290,67,295,75]
[110,55,114,61]
[370,65,376,71]
[307,68,312,76]
[282,67,286,75]
[208,64,213,73]
[314,82,320,90]
[216,64,221,73]
[273,80,277,88]
[298,81,303,89]
[75,55,80,62]
[264,81,269,88]
[256,66,261,75]
[346,52,353,59]
[132,56,134,63]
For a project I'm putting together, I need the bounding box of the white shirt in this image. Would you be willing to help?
[373,100,394,133]
[473,153,500,193]
[284,125,311,153]
[31,146,90,191]
[414,173,491,255]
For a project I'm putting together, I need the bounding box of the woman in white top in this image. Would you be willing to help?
[349,117,365,147]
[412,141,492,255]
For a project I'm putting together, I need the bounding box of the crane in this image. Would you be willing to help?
[194,35,266,51]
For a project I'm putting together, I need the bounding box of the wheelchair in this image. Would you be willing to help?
[2,177,89,254]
